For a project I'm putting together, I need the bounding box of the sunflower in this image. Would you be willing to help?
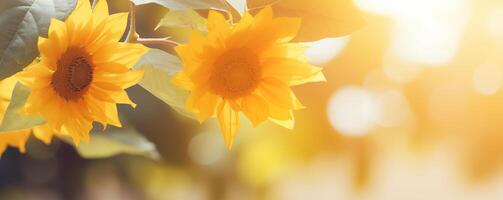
[173,7,326,149]
[0,76,55,157]
[17,0,148,144]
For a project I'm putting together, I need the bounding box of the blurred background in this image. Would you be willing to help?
[3,0,503,199]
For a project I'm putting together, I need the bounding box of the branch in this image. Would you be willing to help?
[125,1,179,47]
[136,38,180,47]
[219,0,234,24]
[91,0,98,9]
[125,2,139,42]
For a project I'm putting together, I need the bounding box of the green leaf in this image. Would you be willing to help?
[156,9,207,31]
[130,0,227,10]
[0,0,77,80]
[248,0,365,42]
[227,0,247,16]
[74,126,160,160]
[156,9,207,43]
[135,49,195,119]
[0,83,46,132]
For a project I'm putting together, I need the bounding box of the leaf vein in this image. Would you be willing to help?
[0,0,39,67]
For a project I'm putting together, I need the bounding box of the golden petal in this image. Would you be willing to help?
[0,130,31,156]
[262,57,324,85]
[86,13,129,51]
[91,42,148,68]
[92,0,109,23]
[257,77,293,109]
[216,100,240,150]
[104,103,121,127]
[241,94,269,127]
[32,124,55,145]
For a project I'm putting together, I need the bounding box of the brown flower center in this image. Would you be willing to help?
[210,48,261,99]
[52,47,94,100]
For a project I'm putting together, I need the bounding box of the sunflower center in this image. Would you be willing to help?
[210,48,261,99]
[52,47,94,100]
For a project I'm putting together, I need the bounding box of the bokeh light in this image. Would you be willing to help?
[327,86,378,136]
[373,90,412,127]
[472,64,503,95]
[3,0,503,199]
[188,131,226,166]
[485,8,503,38]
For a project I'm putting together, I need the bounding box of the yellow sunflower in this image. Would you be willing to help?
[173,7,326,149]
[17,0,148,144]
[0,76,55,157]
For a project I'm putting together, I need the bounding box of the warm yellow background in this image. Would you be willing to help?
[3,0,503,199]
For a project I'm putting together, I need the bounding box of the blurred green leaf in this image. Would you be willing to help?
[75,126,160,160]
[131,0,227,10]
[156,9,207,43]
[0,83,45,132]
[135,49,195,119]
[0,0,77,80]
[156,9,207,31]
[248,0,365,42]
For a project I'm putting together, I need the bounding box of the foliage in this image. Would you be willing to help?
[0,83,45,132]
[0,0,364,159]
[248,0,365,41]
[0,0,77,79]
[73,125,160,160]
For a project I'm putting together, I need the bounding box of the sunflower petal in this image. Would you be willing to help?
[93,0,109,23]
[254,5,274,23]
[49,18,68,51]
[217,101,240,150]
[241,94,269,127]
[0,130,31,156]
[270,112,295,130]
[258,77,293,109]
[104,103,121,127]
[94,62,130,73]
[251,17,301,50]
[207,11,228,31]
[88,13,129,47]
[195,92,219,122]
[66,0,93,45]
[172,71,195,90]
[110,90,137,108]
[226,12,254,48]
[92,43,148,67]
[262,58,324,85]
[32,124,55,145]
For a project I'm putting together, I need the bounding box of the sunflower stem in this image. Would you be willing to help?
[137,38,180,46]
[125,2,139,43]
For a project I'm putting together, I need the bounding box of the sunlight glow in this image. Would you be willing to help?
[486,8,503,37]
[327,86,378,136]
[472,64,503,95]
[374,90,412,127]
[383,59,424,83]
[305,37,350,66]
[357,0,469,65]
[389,20,464,65]
[428,81,470,123]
